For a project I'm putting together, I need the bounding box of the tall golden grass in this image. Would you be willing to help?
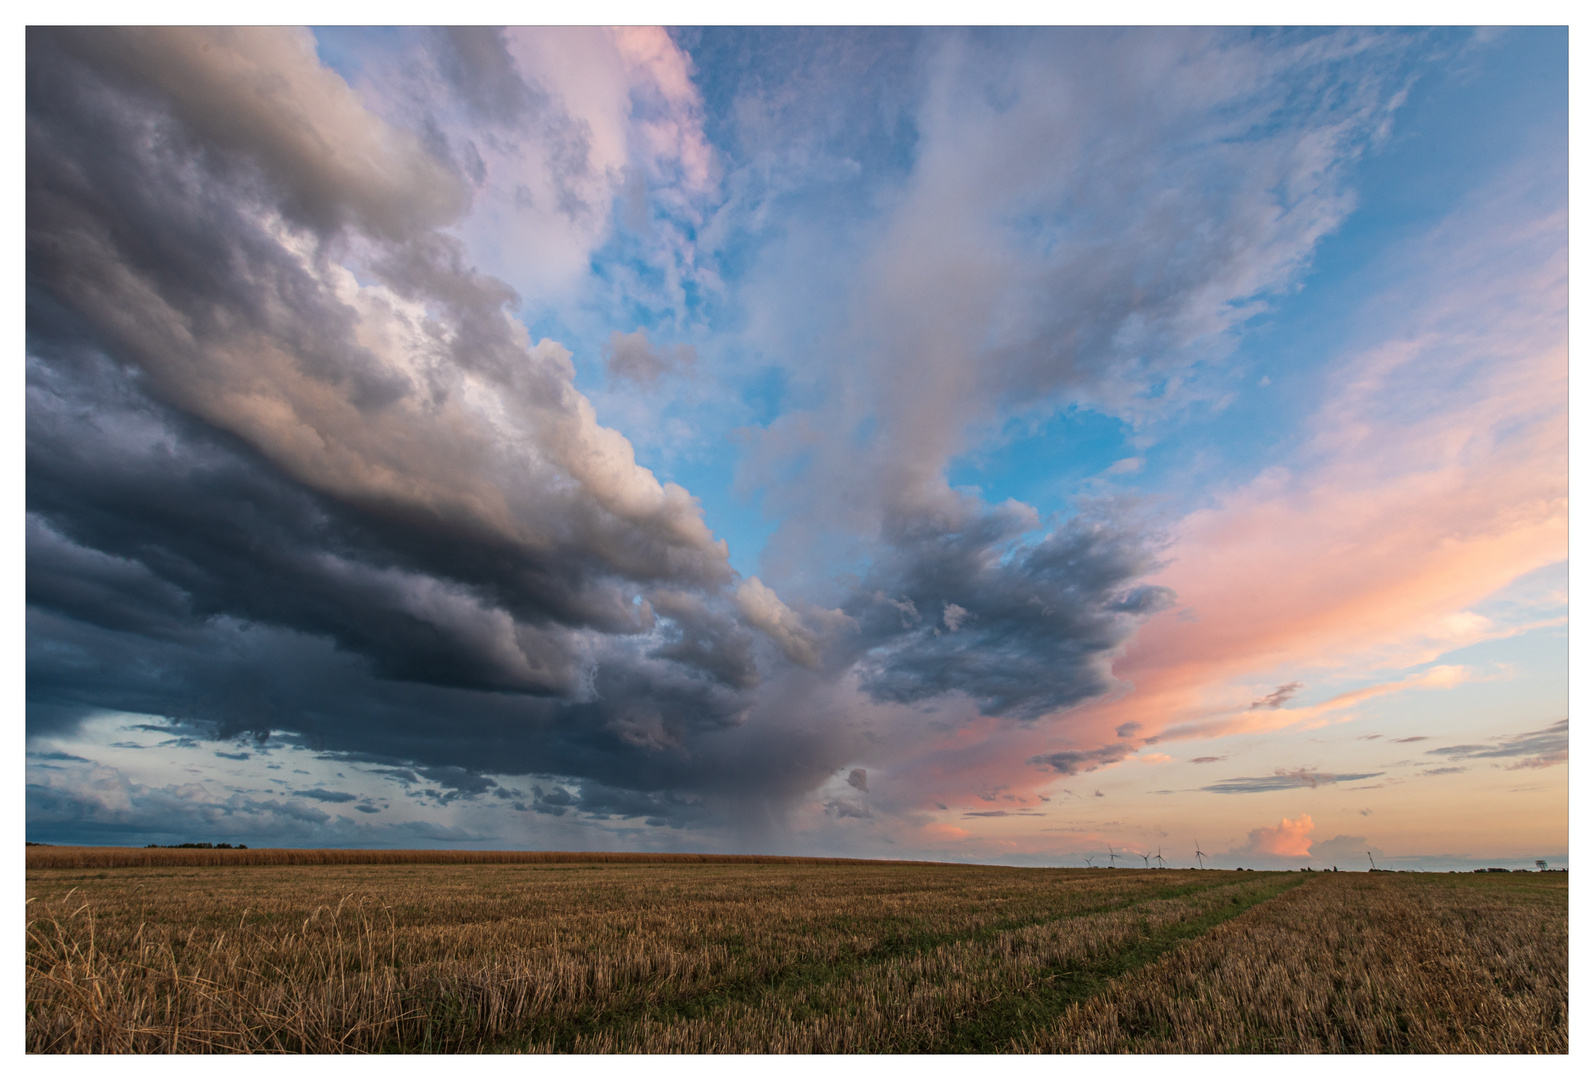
[26,861,1566,1053]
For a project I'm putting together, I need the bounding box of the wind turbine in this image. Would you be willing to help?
[1107,844,1118,868]
[1140,852,1151,869]
[1194,841,1207,870]
[1084,853,1096,868]
[1156,846,1166,869]
[1367,851,1377,871]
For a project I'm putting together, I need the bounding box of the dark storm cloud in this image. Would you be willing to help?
[26,603,835,838]
[24,27,1205,846]
[1201,768,1384,794]
[292,788,359,803]
[411,766,499,796]
[842,497,1175,720]
[847,768,869,792]
[528,785,577,815]
[561,782,710,829]
[1427,719,1567,770]
[25,27,801,804]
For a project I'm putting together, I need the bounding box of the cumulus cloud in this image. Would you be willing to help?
[734,576,847,668]
[1241,814,1315,858]
[846,768,869,792]
[29,28,741,680]
[841,499,1176,719]
[24,26,834,838]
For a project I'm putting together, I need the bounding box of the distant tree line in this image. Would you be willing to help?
[143,842,248,849]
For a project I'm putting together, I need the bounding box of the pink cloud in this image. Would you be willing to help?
[429,27,717,298]
[1059,190,1565,752]
[611,27,716,197]
[1246,814,1315,858]
[874,173,1565,824]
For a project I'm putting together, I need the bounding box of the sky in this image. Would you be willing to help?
[24,26,1568,870]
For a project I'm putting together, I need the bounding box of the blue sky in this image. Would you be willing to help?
[25,26,1566,869]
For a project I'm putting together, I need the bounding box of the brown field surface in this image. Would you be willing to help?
[25,852,1566,1054]
[26,846,916,870]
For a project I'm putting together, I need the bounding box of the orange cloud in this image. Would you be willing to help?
[872,174,1565,832]
[1245,814,1315,858]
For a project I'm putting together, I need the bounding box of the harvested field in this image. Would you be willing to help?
[1023,869,1568,1054]
[25,846,917,870]
[25,855,1566,1054]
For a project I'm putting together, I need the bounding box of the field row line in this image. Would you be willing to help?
[507,873,1308,1053]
